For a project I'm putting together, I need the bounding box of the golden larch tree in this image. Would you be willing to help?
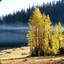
[52,22,62,54]
[27,8,63,56]
[27,8,44,56]
[27,8,52,56]
[57,22,63,48]
[42,14,52,55]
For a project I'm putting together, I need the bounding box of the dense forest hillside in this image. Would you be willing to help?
[0,0,64,25]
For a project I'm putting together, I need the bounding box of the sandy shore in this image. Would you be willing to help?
[0,47,30,60]
[0,47,64,64]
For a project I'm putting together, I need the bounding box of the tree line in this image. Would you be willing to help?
[0,0,64,25]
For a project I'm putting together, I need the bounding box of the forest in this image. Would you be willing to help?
[0,0,64,25]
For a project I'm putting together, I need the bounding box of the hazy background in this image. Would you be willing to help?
[0,0,64,47]
[0,0,59,16]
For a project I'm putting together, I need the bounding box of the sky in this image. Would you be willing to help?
[0,0,59,16]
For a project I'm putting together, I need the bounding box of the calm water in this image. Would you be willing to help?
[0,24,28,43]
[0,24,64,45]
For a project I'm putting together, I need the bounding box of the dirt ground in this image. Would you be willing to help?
[0,47,64,64]
[0,46,30,60]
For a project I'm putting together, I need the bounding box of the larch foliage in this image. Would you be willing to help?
[52,24,59,54]
[27,8,52,56]
[57,22,63,48]
[27,8,44,56]
[42,14,52,55]
[53,22,62,54]
[27,8,63,56]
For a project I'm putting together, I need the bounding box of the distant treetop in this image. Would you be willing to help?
[0,0,64,25]
[0,0,2,2]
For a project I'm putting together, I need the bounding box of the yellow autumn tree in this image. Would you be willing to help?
[52,22,62,54]
[27,8,44,56]
[42,14,52,55]
[27,8,52,56]
[57,22,63,48]
[27,8,63,56]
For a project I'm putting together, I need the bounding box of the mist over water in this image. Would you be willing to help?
[0,24,28,43]
[0,24,64,43]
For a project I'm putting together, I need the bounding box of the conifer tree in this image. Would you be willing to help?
[42,14,52,55]
[53,24,59,54]
[27,8,44,56]
[27,8,52,56]
[58,22,63,48]
[27,8,63,56]
[52,22,62,54]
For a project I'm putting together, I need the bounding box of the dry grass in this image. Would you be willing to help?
[0,46,30,60]
[1,58,64,64]
[0,47,64,64]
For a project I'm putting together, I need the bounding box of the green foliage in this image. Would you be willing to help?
[27,8,63,56]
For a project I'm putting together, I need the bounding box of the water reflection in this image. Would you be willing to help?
[0,24,64,43]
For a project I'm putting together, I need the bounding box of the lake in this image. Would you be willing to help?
[0,24,28,47]
[0,24,64,47]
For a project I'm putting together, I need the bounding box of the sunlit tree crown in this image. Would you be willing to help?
[29,8,43,25]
